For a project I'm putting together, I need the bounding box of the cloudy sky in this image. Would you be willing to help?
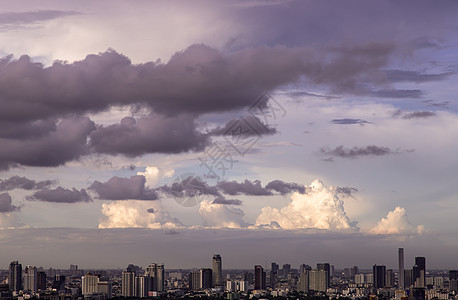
[0,0,457,270]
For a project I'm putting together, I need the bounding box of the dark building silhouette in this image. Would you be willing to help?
[413,257,426,287]
[37,271,47,291]
[399,248,405,289]
[200,268,213,289]
[449,270,458,280]
[270,263,279,288]
[373,265,386,288]
[9,261,22,292]
[254,265,266,290]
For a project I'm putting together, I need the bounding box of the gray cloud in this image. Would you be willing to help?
[385,70,454,83]
[336,186,359,196]
[0,193,20,212]
[0,10,80,28]
[27,187,91,203]
[147,208,155,213]
[0,116,95,169]
[265,180,305,194]
[217,180,272,196]
[212,197,242,205]
[320,145,396,158]
[0,176,55,191]
[211,115,276,136]
[331,118,372,125]
[90,115,210,156]
[402,111,437,119]
[159,175,221,199]
[371,89,423,99]
[90,175,159,200]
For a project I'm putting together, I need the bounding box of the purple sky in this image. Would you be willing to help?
[0,0,457,270]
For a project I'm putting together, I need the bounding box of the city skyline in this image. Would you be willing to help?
[0,0,457,269]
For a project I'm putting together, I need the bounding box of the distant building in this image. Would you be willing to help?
[399,248,405,289]
[145,263,165,292]
[24,265,37,292]
[9,261,22,292]
[355,274,365,285]
[270,263,279,288]
[317,263,331,288]
[135,276,153,298]
[200,268,212,289]
[413,257,426,288]
[212,254,222,286]
[298,270,309,293]
[82,273,99,296]
[386,269,394,287]
[373,265,386,288]
[309,270,328,292]
[121,269,135,297]
[37,271,47,291]
[254,265,266,290]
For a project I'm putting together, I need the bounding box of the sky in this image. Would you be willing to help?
[0,0,458,270]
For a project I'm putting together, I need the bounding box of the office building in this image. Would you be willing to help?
[145,263,165,292]
[413,257,426,288]
[212,254,222,286]
[282,264,291,277]
[351,266,359,279]
[9,261,22,293]
[399,248,405,289]
[37,271,47,291]
[373,265,386,288]
[317,263,331,288]
[24,266,37,292]
[200,268,213,289]
[82,273,99,296]
[254,265,266,290]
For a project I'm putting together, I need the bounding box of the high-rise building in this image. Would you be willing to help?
[135,276,153,298]
[37,271,47,291]
[200,268,213,289]
[9,261,22,292]
[282,264,291,277]
[309,270,328,292]
[52,275,66,291]
[404,269,413,287]
[270,263,279,288]
[190,270,201,290]
[317,263,331,288]
[355,274,365,285]
[145,263,165,292]
[254,265,266,290]
[298,270,309,293]
[121,269,135,297]
[24,266,37,292]
[212,254,222,286]
[399,248,405,289]
[386,269,394,287]
[82,273,99,296]
[373,265,386,288]
[351,266,359,279]
[413,257,426,288]
[97,280,112,298]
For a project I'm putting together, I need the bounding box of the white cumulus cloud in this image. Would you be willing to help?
[98,200,183,229]
[198,200,248,229]
[255,180,357,231]
[137,166,175,188]
[370,206,424,235]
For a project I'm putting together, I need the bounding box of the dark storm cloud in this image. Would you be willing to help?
[331,118,372,125]
[385,70,454,83]
[217,180,272,196]
[212,197,242,205]
[27,187,91,203]
[0,175,55,191]
[0,116,95,169]
[0,43,397,123]
[371,89,423,99]
[320,145,396,158]
[211,115,276,136]
[0,118,56,139]
[90,175,159,200]
[265,180,305,194]
[90,115,210,156]
[0,10,80,28]
[0,192,20,212]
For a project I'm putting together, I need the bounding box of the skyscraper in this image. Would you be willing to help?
[200,268,213,289]
[317,263,331,288]
[9,261,22,293]
[121,269,135,297]
[37,271,47,291]
[212,254,222,286]
[145,263,165,292]
[270,263,279,288]
[413,257,426,288]
[399,248,405,289]
[309,270,328,292]
[254,265,266,290]
[373,265,386,288]
[24,266,37,292]
[386,269,394,287]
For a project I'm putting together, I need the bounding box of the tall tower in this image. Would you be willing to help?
[399,248,405,289]
[9,261,22,292]
[212,254,222,286]
[24,266,38,292]
[254,265,266,290]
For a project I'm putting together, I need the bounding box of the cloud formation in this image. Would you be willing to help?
[198,200,248,228]
[217,180,272,196]
[256,180,357,231]
[90,175,159,200]
[99,200,183,229]
[320,145,396,158]
[0,175,55,191]
[331,118,371,125]
[0,193,20,212]
[211,197,242,205]
[370,206,424,235]
[27,187,91,203]
[385,69,454,83]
